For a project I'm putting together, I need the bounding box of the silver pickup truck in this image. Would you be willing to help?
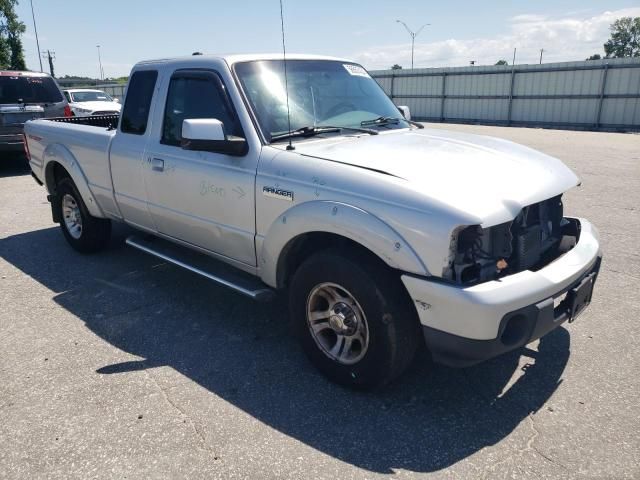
[26,54,602,389]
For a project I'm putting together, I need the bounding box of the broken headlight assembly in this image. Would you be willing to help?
[444,195,581,285]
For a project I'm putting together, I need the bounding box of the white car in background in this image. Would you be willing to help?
[63,88,121,116]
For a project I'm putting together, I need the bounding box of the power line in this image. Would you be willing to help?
[30,0,43,72]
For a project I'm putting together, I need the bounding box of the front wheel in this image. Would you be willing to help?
[289,250,422,390]
[55,177,111,253]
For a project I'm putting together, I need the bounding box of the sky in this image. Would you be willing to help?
[14,0,640,78]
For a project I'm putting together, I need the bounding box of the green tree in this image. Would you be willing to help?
[0,35,10,68]
[495,59,508,65]
[604,17,640,58]
[0,0,26,70]
[586,54,602,61]
[391,64,402,70]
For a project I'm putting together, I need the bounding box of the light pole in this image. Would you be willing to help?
[539,48,544,64]
[41,50,55,77]
[96,45,104,82]
[30,0,43,72]
[396,20,430,69]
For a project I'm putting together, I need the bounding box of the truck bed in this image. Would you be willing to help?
[25,115,119,197]
[45,114,120,130]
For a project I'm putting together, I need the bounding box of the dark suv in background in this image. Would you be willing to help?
[0,71,69,155]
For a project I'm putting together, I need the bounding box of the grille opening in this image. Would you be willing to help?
[448,195,574,285]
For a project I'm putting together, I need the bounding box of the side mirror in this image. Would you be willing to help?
[397,105,411,120]
[181,118,247,156]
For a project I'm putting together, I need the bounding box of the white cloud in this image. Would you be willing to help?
[354,7,640,70]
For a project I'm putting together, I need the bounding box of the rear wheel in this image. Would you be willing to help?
[55,177,111,253]
[289,250,422,390]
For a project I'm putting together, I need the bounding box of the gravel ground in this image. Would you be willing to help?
[0,125,638,479]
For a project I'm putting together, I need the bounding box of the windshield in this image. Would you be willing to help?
[70,90,113,102]
[0,75,63,104]
[234,60,409,141]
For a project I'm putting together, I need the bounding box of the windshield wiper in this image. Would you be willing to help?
[271,125,378,142]
[361,116,400,126]
[361,116,424,129]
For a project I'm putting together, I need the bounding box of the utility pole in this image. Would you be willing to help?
[96,45,104,83]
[512,47,517,66]
[539,48,544,64]
[396,20,430,69]
[30,0,43,72]
[41,50,55,77]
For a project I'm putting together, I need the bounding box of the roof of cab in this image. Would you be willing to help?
[0,70,52,77]
[134,53,353,68]
[63,88,107,93]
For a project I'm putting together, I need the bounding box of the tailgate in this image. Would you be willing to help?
[0,105,45,134]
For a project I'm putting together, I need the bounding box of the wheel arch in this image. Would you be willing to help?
[42,143,104,218]
[259,201,429,288]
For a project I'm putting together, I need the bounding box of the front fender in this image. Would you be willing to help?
[259,200,429,287]
[43,143,105,218]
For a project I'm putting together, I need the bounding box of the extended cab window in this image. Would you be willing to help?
[121,70,158,135]
[161,71,242,147]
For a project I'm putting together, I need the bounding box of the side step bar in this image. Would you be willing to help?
[126,235,275,302]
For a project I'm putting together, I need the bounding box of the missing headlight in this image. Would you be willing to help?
[445,195,574,285]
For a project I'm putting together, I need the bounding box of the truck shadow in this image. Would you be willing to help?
[1,225,570,474]
[0,153,30,177]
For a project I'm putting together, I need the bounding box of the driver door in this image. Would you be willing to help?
[142,69,258,266]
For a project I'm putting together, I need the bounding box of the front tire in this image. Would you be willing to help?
[55,177,111,253]
[289,250,422,390]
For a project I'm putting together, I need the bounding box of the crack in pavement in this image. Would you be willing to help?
[481,413,571,479]
[143,368,218,458]
[606,269,640,281]
[526,415,569,472]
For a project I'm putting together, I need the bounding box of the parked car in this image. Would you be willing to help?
[63,88,121,117]
[25,54,602,389]
[0,70,69,154]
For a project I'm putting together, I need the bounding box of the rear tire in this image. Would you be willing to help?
[289,250,422,390]
[54,177,111,253]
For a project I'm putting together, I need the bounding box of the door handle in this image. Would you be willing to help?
[151,158,165,172]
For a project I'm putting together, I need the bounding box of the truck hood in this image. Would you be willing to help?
[293,127,580,226]
[71,101,121,112]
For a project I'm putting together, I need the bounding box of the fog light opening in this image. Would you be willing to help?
[500,314,530,346]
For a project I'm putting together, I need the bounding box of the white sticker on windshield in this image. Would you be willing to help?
[343,64,370,77]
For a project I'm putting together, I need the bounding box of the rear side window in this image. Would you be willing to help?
[161,71,242,146]
[121,70,158,135]
[0,76,63,104]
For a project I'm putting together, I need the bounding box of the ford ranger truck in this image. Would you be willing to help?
[25,54,602,390]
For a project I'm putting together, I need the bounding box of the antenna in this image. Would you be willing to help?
[279,0,294,151]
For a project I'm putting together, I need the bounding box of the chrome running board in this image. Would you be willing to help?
[126,235,275,302]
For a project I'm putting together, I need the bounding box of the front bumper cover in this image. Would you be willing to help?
[422,256,601,367]
[401,218,602,367]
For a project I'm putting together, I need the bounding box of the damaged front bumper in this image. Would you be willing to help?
[401,218,602,367]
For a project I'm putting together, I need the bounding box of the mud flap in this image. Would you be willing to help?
[47,194,61,223]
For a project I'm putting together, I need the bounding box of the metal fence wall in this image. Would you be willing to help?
[55,81,126,101]
[95,84,126,101]
[370,58,640,131]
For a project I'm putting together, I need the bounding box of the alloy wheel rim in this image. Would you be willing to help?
[62,194,82,239]
[306,282,369,365]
